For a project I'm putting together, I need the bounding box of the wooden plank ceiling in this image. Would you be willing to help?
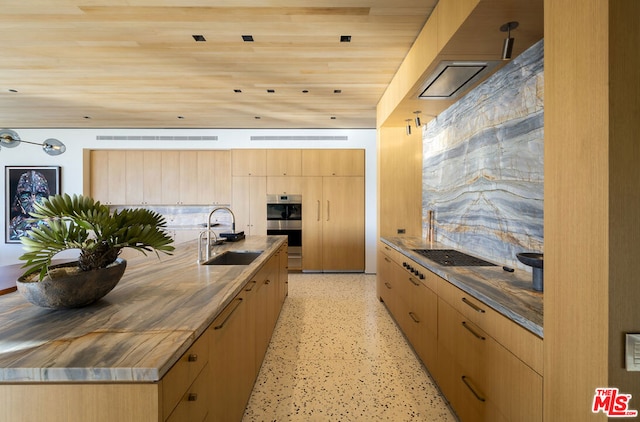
[0,0,438,129]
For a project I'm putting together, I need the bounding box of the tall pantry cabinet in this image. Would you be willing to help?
[301,150,365,272]
[231,149,267,236]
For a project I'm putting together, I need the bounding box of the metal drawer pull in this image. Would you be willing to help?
[384,257,391,263]
[188,354,198,362]
[214,298,243,330]
[384,282,392,290]
[409,311,420,323]
[188,393,198,402]
[462,297,486,313]
[245,280,257,292]
[409,277,420,286]
[461,321,486,340]
[327,200,331,221]
[317,200,320,221]
[461,376,486,402]
[265,279,271,285]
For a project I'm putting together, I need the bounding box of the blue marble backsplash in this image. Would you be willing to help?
[422,39,544,269]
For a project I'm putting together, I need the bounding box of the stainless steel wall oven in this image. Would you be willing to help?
[266,194,302,270]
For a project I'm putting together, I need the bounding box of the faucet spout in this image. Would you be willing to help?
[207,206,236,233]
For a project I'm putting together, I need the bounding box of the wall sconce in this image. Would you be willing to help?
[0,129,66,156]
[500,21,518,60]
[405,119,412,136]
[413,111,422,127]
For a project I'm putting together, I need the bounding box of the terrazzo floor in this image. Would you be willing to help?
[242,273,457,421]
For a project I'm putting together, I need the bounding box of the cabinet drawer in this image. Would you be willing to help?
[162,331,210,420]
[166,363,211,422]
[438,299,542,422]
[437,276,543,375]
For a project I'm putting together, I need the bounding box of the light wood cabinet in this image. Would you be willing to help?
[209,292,252,421]
[266,176,303,195]
[0,243,287,422]
[303,176,365,272]
[89,150,231,206]
[378,241,543,422]
[197,150,231,205]
[377,242,437,369]
[232,149,266,176]
[436,298,542,422]
[90,150,127,204]
[232,176,267,235]
[266,149,302,176]
[301,149,365,176]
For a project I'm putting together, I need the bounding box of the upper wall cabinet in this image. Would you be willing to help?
[88,150,231,206]
[301,149,365,176]
[266,149,302,176]
[232,149,266,176]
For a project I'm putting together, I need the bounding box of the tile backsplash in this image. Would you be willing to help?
[422,39,544,269]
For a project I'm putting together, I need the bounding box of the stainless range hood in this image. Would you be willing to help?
[417,60,503,100]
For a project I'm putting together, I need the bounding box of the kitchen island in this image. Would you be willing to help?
[0,235,288,421]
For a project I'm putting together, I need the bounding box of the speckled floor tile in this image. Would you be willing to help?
[242,273,457,422]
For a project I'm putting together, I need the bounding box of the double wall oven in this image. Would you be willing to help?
[266,194,302,270]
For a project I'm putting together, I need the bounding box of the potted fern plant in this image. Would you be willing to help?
[16,193,175,309]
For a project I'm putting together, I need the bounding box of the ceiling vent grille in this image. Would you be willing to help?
[96,135,218,141]
[250,135,348,141]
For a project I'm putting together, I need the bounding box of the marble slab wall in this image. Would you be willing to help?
[422,40,544,269]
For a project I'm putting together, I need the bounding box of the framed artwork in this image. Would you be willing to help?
[5,166,61,243]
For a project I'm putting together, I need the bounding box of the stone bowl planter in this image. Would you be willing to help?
[16,258,127,309]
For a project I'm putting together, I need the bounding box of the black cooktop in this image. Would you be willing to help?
[412,249,497,267]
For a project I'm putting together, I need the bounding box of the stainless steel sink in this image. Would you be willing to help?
[202,251,263,266]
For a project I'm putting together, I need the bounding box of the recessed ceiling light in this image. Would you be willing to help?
[192,35,206,42]
[242,35,254,42]
[267,89,275,93]
[340,35,351,43]
[334,89,342,94]
[234,89,242,93]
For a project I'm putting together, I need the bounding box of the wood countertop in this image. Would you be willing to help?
[0,235,286,383]
[381,236,543,338]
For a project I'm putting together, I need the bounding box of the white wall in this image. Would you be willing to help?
[1,128,377,272]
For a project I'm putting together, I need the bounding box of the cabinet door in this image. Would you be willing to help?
[90,150,110,203]
[322,176,365,271]
[266,149,302,176]
[232,149,266,176]
[179,151,200,204]
[301,177,323,271]
[125,151,144,204]
[212,150,231,205]
[209,293,250,422]
[90,150,127,204]
[232,176,266,235]
[161,151,181,204]
[301,149,365,176]
[143,150,163,204]
[266,176,302,195]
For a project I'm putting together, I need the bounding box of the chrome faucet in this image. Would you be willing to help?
[208,206,236,235]
[197,207,236,263]
[197,229,218,264]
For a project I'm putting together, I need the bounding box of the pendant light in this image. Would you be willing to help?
[0,129,66,156]
[500,21,519,60]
